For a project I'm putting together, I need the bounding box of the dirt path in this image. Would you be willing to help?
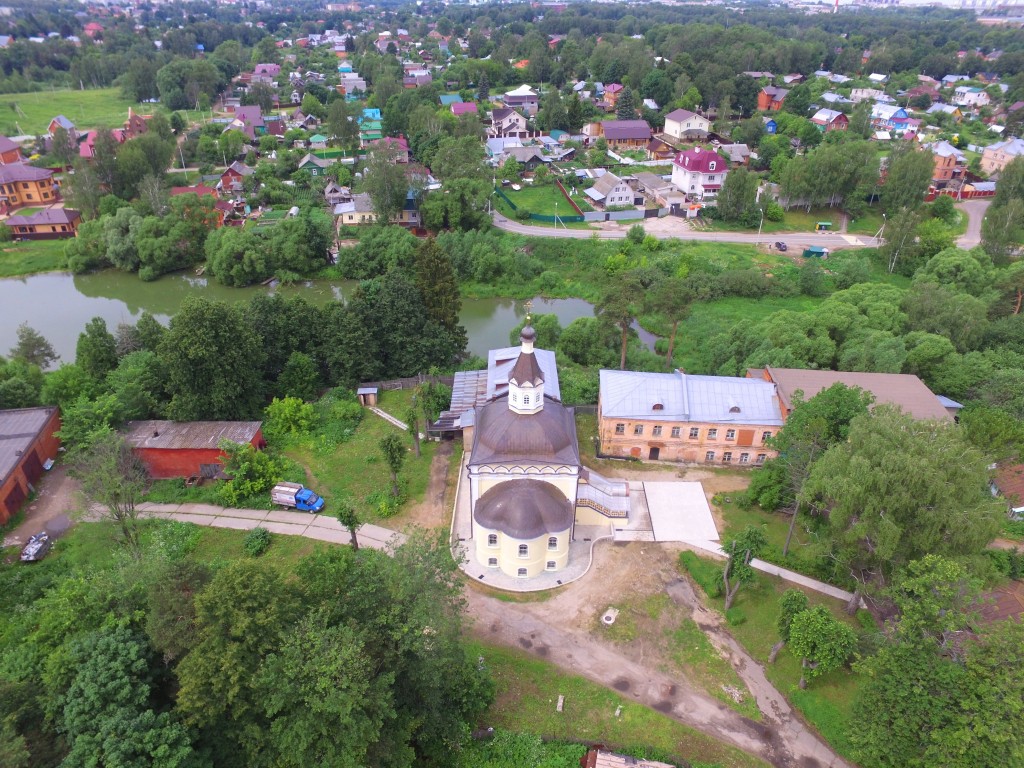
[2,464,79,548]
[390,441,454,532]
[466,564,849,768]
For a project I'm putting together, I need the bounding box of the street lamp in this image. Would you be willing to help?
[756,207,765,245]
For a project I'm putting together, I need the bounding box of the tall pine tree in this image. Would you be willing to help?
[615,87,636,120]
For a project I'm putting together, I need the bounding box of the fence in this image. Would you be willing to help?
[554,178,585,215]
[357,374,454,392]
[494,186,586,224]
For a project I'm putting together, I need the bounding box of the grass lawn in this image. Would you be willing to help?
[285,388,436,524]
[0,87,145,136]
[0,238,66,277]
[678,553,864,762]
[472,641,770,768]
[494,195,595,230]
[502,182,595,215]
[165,169,208,186]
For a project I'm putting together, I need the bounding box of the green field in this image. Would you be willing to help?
[502,182,595,215]
[0,238,66,277]
[0,87,148,136]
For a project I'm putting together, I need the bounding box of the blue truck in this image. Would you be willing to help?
[271,482,325,513]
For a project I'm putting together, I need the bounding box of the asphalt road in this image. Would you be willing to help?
[492,212,882,249]
[956,198,991,248]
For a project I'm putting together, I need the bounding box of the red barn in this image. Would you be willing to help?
[124,421,265,479]
[0,407,61,524]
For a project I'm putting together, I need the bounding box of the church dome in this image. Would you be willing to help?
[474,479,573,539]
[469,396,580,467]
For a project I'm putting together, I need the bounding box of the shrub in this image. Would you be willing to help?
[855,609,877,630]
[367,488,401,518]
[264,396,316,442]
[217,440,289,507]
[725,607,746,626]
[515,207,531,222]
[149,521,203,561]
[243,526,271,557]
[764,201,785,222]
[626,223,646,244]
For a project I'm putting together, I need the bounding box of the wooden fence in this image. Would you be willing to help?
[358,374,455,392]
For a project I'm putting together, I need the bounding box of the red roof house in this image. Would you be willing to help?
[124,420,265,479]
[452,102,478,117]
[671,146,729,200]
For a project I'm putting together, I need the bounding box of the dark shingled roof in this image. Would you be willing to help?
[508,350,544,386]
[474,479,573,538]
[469,397,579,467]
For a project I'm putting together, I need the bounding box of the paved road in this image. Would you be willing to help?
[956,198,991,248]
[492,212,882,249]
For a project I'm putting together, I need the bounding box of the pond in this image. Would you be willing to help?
[0,270,655,366]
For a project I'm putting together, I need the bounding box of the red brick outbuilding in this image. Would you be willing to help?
[0,407,61,524]
[123,421,265,479]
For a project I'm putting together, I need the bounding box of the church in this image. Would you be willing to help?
[452,319,630,580]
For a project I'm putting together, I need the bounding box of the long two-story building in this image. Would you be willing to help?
[598,370,783,465]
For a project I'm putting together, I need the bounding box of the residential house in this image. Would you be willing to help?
[941,74,970,87]
[359,120,383,146]
[323,182,351,206]
[291,109,319,130]
[368,136,410,163]
[663,109,710,141]
[926,103,963,121]
[297,153,333,176]
[646,137,676,161]
[487,137,524,161]
[504,146,547,172]
[488,108,529,138]
[906,85,940,103]
[821,92,853,106]
[228,106,266,140]
[403,71,432,88]
[991,463,1024,519]
[584,171,636,208]
[757,86,788,111]
[604,83,624,107]
[218,161,254,194]
[868,73,888,85]
[124,421,265,479]
[252,63,281,84]
[920,140,966,183]
[502,85,539,116]
[0,164,58,212]
[0,135,24,165]
[0,407,61,524]
[632,172,676,205]
[79,128,126,159]
[762,117,777,134]
[748,367,952,422]
[122,108,152,139]
[308,133,328,149]
[599,119,652,149]
[742,71,775,80]
[597,370,783,465]
[953,86,991,109]
[4,208,80,239]
[338,72,368,98]
[671,146,728,200]
[870,103,909,131]
[783,74,805,85]
[333,190,420,226]
[720,143,751,166]
[439,94,462,107]
[452,102,478,117]
[982,137,1024,175]
[47,115,75,139]
[810,108,849,132]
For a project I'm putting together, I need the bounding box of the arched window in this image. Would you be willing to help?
[548,536,558,550]
[487,533,498,547]
[517,567,527,578]
[523,394,530,405]
[518,544,528,558]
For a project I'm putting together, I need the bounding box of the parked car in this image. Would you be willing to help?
[271,482,325,513]
[20,532,52,562]
[774,241,788,251]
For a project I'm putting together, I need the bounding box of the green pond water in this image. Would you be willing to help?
[0,270,628,365]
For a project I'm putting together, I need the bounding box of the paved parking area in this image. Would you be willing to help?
[643,481,720,545]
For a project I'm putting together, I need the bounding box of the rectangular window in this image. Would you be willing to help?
[723,452,732,463]
[652,425,662,437]
[487,557,498,567]
[726,429,736,440]
[671,427,681,438]
[762,431,773,443]
[523,394,530,405]
[633,424,644,436]
[756,454,767,464]
[518,544,529,558]
[21,183,28,189]
[739,453,750,464]
[689,427,699,439]
[546,561,556,570]
[705,451,715,462]
[615,423,625,435]
[707,428,718,439]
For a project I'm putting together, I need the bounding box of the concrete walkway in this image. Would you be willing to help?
[956,198,990,248]
[135,502,406,550]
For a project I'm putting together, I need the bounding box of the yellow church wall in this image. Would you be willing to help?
[574,505,613,526]
[474,524,570,578]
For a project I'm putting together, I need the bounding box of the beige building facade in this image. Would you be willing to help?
[597,370,784,466]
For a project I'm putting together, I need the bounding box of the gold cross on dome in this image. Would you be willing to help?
[524,299,533,318]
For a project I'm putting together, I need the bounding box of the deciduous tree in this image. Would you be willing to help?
[787,605,856,689]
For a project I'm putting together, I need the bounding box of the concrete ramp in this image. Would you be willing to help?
[643,481,720,544]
